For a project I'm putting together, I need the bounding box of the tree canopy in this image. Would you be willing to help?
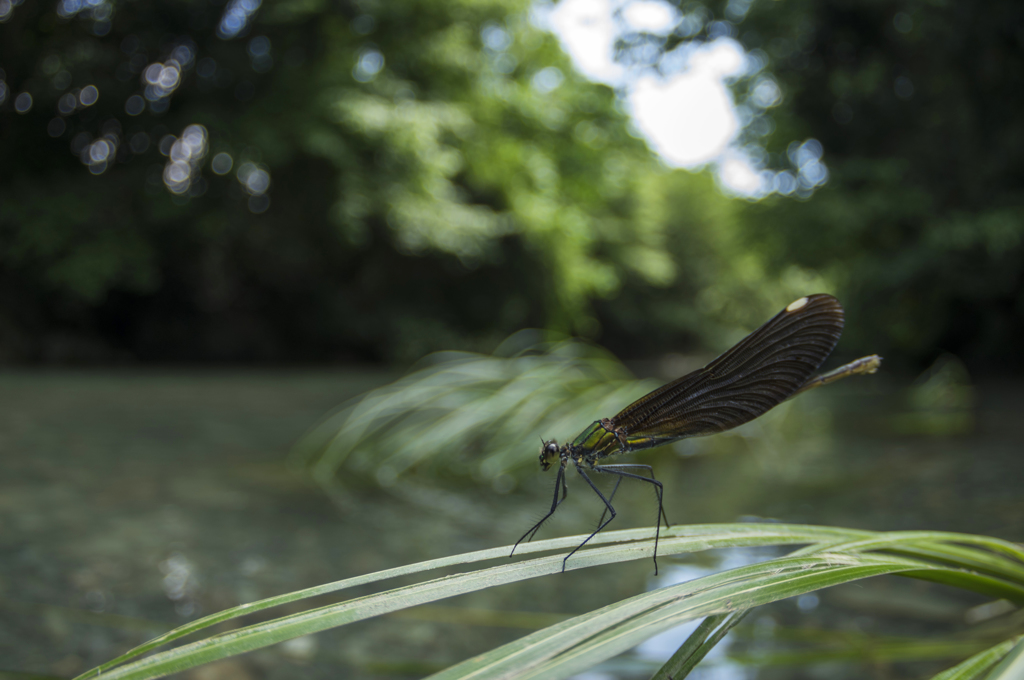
[1,0,1021,370]
[2,0,741,362]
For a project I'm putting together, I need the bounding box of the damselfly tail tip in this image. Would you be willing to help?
[864,355,883,374]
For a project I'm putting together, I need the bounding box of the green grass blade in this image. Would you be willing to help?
[72,542,516,678]
[929,637,1021,680]
[78,523,871,677]
[77,525,865,679]
[894,569,1024,604]
[647,613,729,680]
[735,638,993,667]
[429,553,942,680]
[78,524,1024,680]
[889,544,1024,583]
[519,560,945,680]
[791,531,1024,564]
[650,610,749,680]
[982,636,1024,679]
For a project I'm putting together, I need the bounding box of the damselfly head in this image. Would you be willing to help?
[539,440,560,471]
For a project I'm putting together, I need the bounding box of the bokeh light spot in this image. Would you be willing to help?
[158,134,176,155]
[125,94,145,115]
[236,161,271,199]
[89,139,111,163]
[749,76,781,108]
[248,35,270,57]
[531,67,564,93]
[218,0,262,39]
[57,0,80,18]
[58,92,77,114]
[211,152,233,175]
[14,92,32,113]
[162,124,208,194]
[248,194,270,213]
[79,133,119,174]
[142,59,182,104]
[481,23,511,51]
[247,36,274,72]
[353,47,384,82]
[79,84,99,106]
[157,65,180,89]
[774,171,797,195]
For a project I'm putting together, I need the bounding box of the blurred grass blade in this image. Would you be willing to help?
[929,637,1023,680]
[290,337,657,487]
[982,636,1024,679]
[650,610,748,680]
[734,633,996,667]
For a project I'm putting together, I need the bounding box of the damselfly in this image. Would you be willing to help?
[512,294,881,573]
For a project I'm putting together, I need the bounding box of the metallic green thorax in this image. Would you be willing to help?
[568,419,669,459]
[539,418,629,471]
[569,420,621,459]
[543,418,670,470]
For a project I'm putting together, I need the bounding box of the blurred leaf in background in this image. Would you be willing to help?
[292,329,659,490]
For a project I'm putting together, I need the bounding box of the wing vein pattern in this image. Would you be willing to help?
[610,294,844,448]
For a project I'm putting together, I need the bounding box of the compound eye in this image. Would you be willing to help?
[539,440,560,471]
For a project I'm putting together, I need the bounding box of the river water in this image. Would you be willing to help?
[1,368,1021,679]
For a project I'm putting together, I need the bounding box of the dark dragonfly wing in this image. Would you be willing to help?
[610,294,844,449]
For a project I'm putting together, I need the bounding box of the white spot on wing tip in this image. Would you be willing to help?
[786,297,809,312]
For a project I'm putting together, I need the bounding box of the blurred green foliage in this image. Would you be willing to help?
[2,0,1021,368]
[1,0,773,364]
[291,330,660,488]
[725,0,1024,369]
[609,0,1024,369]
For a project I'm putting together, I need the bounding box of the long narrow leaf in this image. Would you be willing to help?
[648,613,730,680]
[930,638,1019,680]
[79,524,1024,680]
[78,523,869,677]
[651,610,749,680]
[79,525,867,679]
[982,636,1024,679]
[521,560,960,680]
[429,554,945,680]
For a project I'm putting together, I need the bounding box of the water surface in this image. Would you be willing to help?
[1,370,1020,679]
